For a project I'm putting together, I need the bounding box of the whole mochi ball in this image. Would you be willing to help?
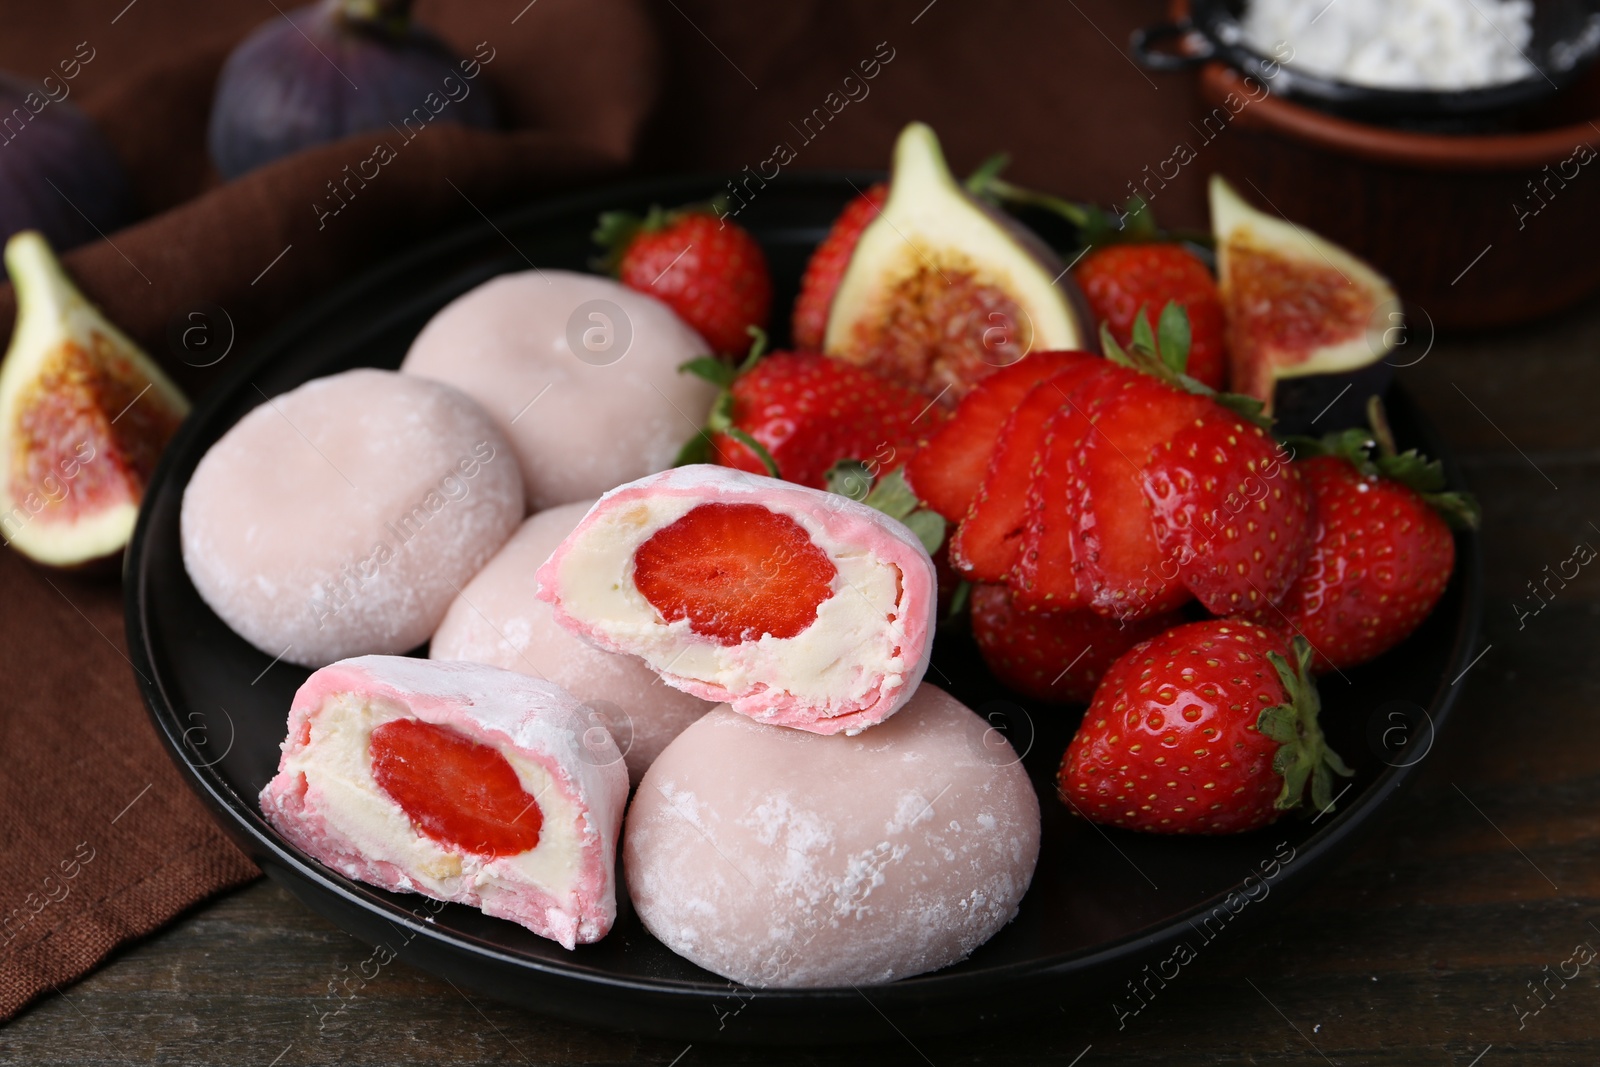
[430,500,715,785]
[181,369,524,668]
[623,684,1041,988]
[401,270,719,512]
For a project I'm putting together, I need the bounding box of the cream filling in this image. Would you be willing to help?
[556,495,908,713]
[287,692,586,902]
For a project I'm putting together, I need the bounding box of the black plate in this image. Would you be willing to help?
[125,172,1483,1043]
[1134,0,1600,127]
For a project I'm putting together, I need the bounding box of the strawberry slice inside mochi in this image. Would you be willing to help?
[631,502,838,646]
[369,718,543,857]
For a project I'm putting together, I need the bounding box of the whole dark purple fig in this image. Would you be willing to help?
[207,0,500,181]
[0,71,136,255]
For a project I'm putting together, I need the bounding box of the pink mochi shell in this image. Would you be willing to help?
[534,465,938,736]
[259,655,628,949]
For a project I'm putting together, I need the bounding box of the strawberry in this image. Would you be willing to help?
[678,334,944,491]
[632,501,838,645]
[1254,399,1479,672]
[970,583,1182,704]
[1011,370,1206,617]
[1012,310,1308,620]
[1142,415,1313,616]
[1059,621,1352,834]
[791,182,887,352]
[596,205,772,355]
[1075,243,1227,390]
[949,359,1113,584]
[905,351,1097,523]
[369,718,544,857]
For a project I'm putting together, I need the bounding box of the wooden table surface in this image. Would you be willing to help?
[3,294,1597,1066]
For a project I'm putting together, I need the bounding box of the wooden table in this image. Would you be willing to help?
[2,296,1597,1067]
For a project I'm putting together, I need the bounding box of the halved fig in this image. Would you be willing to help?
[0,232,188,566]
[823,122,1091,406]
[1212,175,1397,424]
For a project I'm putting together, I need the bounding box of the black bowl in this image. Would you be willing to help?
[1134,0,1600,126]
[124,172,1483,1043]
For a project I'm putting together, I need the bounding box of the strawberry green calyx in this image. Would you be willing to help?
[1099,303,1270,428]
[1284,396,1481,530]
[1258,636,1353,814]
[825,461,946,555]
[674,326,779,475]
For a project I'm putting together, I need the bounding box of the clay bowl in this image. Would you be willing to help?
[1155,1,1600,329]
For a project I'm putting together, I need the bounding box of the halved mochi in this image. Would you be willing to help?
[259,656,628,949]
[535,465,936,736]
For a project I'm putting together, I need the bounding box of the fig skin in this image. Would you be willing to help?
[208,0,499,181]
[0,232,189,569]
[0,71,136,257]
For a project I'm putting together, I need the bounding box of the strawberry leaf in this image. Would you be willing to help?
[901,510,947,556]
[824,462,947,555]
[825,460,873,502]
[1288,398,1481,529]
[590,209,646,275]
[1130,303,1157,357]
[680,356,736,389]
[1157,301,1191,375]
[1261,636,1352,814]
[725,427,779,479]
[674,431,713,467]
[737,325,769,373]
[944,579,971,623]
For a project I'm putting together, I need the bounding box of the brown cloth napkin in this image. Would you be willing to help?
[0,0,1193,1021]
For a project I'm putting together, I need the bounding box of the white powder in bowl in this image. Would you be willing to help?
[1242,0,1537,91]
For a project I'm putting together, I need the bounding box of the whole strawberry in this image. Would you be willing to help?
[1262,398,1479,672]
[971,583,1181,704]
[596,204,772,355]
[1076,243,1227,390]
[791,183,887,352]
[1060,621,1351,834]
[677,332,944,491]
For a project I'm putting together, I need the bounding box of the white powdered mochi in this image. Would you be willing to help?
[182,369,524,668]
[400,270,718,511]
[623,684,1041,987]
[431,500,714,785]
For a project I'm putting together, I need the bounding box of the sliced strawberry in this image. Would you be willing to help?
[971,583,1182,703]
[792,183,888,352]
[631,502,837,645]
[1017,375,1208,618]
[905,351,1098,523]
[369,719,543,857]
[948,361,1112,583]
[1143,418,1313,615]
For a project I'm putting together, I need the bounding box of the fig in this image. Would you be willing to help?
[823,122,1092,405]
[0,231,188,566]
[0,69,136,256]
[1211,175,1398,430]
[208,0,499,181]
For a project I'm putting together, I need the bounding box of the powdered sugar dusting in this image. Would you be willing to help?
[623,684,1041,987]
[182,369,524,668]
